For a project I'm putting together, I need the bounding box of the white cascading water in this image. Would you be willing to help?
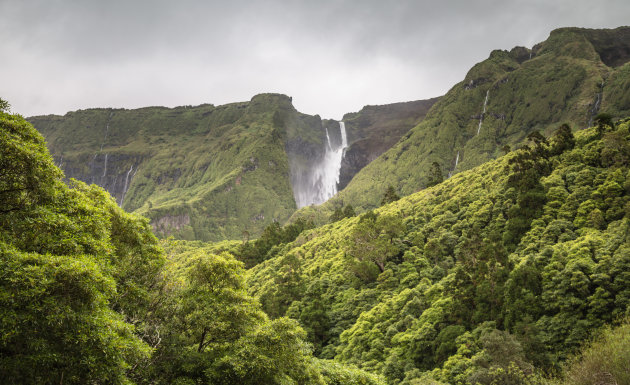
[448,151,460,178]
[588,81,604,127]
[120,165,134,206]
[477,90,489,135]
[101,153,108,182]
[294,121,348,207]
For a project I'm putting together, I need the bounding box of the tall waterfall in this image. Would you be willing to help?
[294,121,349,208]
[477,90,489,135]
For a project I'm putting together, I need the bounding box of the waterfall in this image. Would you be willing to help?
[588,81,604,127]
[120,165,134,206]
[447,151,460,178]
[100,112,113,151]
[101,153,108,181]
[477,90,489,135]
[294,121,349,208]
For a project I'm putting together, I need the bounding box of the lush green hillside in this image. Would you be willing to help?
[29,94,313,241]
[248,117,630,384]
[311,26,630,217]
[30,94,436,241]
[1,105,385,385]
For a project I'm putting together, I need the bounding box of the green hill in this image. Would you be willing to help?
[247,117,630,384]
[311,26,630,217]
[29,94,304,241]
[30,94,435,241]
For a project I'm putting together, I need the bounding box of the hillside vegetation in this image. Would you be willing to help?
[309,26,630,218]
[0,107,385,384]
[30,94,435,242]
[248,117,630,384]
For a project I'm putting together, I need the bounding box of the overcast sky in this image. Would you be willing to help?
[1,0,629,119]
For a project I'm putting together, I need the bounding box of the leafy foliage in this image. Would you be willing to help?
[0,111,163,383]
[2,109,383,384]
[249,119,630,384]
[558,320,630,385]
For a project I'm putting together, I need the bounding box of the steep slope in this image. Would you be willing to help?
[321,26,630,213]
[31,94,437,241]
[338,98,439,190]
[248,118,630,383]
[30,94,313,241]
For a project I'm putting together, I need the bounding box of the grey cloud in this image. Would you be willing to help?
[1,0,629,119]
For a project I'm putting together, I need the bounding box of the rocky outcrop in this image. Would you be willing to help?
[152,214,190,236]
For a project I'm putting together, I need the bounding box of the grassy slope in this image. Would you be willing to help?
[300,27,630,219]
[248,119,630,383]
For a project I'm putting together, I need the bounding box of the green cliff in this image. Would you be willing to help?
[317,26,630,215]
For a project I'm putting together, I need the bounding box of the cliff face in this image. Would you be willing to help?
[30,96,299,241]
[31,93,430,240]
[320,26,630,213]
[339,99,439,190]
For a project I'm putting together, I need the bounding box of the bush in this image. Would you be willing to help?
[560,320,630,385]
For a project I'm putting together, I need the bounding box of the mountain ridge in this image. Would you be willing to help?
[30,93,435,241]
[295,26,630,221]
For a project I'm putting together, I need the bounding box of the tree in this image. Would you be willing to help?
[0,246,151,384]
[0,111,160,383]
[180,253,264,354]
[594,112,614,133]
[550,123,575,155]
[0,97,10,112]
[330,207,345,222]
[346,212,403,276]
[381,186,400,206]
[342,204,356,218]
[427,162,443,187]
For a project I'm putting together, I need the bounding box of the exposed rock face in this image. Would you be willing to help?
[338,98,439,190]
[152,214,190,237]
[56,152,142,206]
[576,26,630,67]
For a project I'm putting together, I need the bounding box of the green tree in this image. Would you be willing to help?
[0,97,9,112]
[381,185,400,205]
[346,212,403,276]
[0,246,150,384]
[550,123,575,155]
[426,162,443,187]
[342,204,356,218]
[180,253,264,354]
[594,112,614,133]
